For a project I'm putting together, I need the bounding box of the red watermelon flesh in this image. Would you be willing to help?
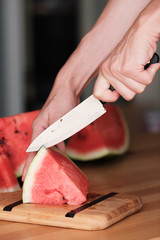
[23,147,89,205]
[0,110,39,177]
[66,104,129,160]
[0,150,20,192]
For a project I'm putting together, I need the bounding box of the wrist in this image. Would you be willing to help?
[137,0,160,38]
[53,35,99,98]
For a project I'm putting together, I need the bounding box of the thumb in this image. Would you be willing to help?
[146,63,160,80]
[31,122,46,142]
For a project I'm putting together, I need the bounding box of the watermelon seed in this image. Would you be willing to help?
[77,132,86,140]
[0,137,5,144]
[14,130,19,134]
[24,132,28,136]
[6,152,11,157]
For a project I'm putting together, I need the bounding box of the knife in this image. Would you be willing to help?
[26,95,106,152]
[27,53,159,152]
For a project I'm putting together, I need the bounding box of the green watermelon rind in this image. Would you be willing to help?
[0,185,20,193]
[66,139,129,161]
[66,107,130,161]
[22,147,46,203]
[15,162,26,178]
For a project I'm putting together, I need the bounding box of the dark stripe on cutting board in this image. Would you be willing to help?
[3,192,118,214]
[3,200,23,211]
[65,192,118,218]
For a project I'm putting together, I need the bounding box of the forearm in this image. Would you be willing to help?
[51,0,152,98]
[137,0,160,38]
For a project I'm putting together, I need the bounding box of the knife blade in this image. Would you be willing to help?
[26,94,106,152]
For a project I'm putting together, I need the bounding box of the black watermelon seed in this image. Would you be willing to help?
[6,152,11,157]
[0,137,5,144]
[77,132,86,140]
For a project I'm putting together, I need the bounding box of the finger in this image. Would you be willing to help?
[93,73,120,102]
[108,77,136,101]
[97,71,137,101]
[31,119,46,142]
[56,141,66,153]
[22,152,36,181]
[112,74,146,94]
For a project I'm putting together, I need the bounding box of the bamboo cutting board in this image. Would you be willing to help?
[0,191,142,230]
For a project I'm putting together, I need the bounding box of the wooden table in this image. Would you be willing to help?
[0,132,160,240]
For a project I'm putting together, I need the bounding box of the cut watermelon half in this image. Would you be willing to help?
[22,147,89,205]
[66,104,129,161]
[0,151,20,192]
[0,110,39,177]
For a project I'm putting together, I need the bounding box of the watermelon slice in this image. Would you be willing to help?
[0,150,20,192]
[66,104,129,161]
[0,110,39,177]
[22,147,89,205]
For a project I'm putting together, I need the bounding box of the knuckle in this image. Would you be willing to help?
[102,61,133,79]
[101,60,118,78]
[109,61,117,73]
[93,89,101,100]
[101,62,110,77]
[121,64,132,76]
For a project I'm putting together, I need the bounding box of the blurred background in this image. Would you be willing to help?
[0,0,160,132]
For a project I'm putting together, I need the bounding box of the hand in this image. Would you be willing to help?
[22,87,79,181]
[93,7,160,102]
